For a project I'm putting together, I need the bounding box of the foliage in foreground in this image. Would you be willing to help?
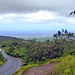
[12,64,38,75]
[0,32,75,75]
[52,55,75,75]
[12,60,50,75]
[0,53,5,66]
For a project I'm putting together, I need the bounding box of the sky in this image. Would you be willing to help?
[0,0,75,36]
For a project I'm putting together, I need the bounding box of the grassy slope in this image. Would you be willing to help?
[12,61,50,75]
[0,61,4,66]
[13,55,75,75]
[0,53,6,66]
[0,36,25,42]
[1,35,74,75]
[46,55,75,75]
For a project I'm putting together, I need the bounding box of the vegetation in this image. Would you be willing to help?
[0,36,25,42]
[0,29,75,75]
[12,64,38,75]
[50,55,75,75]
[2,30,74,63]
[53,29,74,40]
[13,63,40,75]
[0,52,5,66]
[1,39,72,63]
[13,59,50,75]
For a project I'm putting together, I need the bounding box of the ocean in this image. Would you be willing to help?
[0,31,56,37]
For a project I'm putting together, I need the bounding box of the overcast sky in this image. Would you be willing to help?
[0,0,75,36]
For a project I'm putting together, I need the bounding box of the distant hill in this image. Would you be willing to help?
[17,36,54,42]
[0,36,26,42]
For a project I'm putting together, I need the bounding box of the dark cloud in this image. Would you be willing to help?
[0,0,75,14]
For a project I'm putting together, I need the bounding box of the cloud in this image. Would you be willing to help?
[5,13,17,18]
[0,10,75,24]
[25,11,55,20]
[67,18,75,24]
[0,10,55,23]
[0,0,75,24]
[0,0,75,14]
[3,19,14,23]
[0,16,3,20]
[0,14,14,23]
[20,18,41,23]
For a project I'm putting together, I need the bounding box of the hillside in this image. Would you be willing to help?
[0,36,25,42]
[1,29,75,75]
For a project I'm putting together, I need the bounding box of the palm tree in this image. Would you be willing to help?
[65,29,68,34]
[64,29,68,37]
[62,29,64,33]
[61,29,65,39]
[70,10,75,15]
[58,31,61,36]
[68,32,74,37]
[57,31,62,39]
[53,33,58,40]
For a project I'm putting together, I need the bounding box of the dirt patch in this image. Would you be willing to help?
[22,62,56,75]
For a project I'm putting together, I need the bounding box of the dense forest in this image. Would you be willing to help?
[1,29,75,75]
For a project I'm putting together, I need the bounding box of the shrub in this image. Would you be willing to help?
[67,50,75,55]
[53,55,75,75]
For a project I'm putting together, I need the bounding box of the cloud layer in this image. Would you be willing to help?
[0,10,74,24]
[0,0,75,13]
[0,0,75,24]
[0,11,55,23]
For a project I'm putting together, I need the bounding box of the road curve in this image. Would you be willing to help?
[0,50,21,75]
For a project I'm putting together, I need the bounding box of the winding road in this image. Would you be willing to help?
[0,50,21,75]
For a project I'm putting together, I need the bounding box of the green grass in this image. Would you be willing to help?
[0,61,6,66]
[13,54,75,75]
[12,64,39,75]
[12,60,51,75]
[52,55,75,75]
[0,62,4,66]
[12,54,75,75]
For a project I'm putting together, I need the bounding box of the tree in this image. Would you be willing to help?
[65,29,68,35]
[62,29,64,37]
[58,31,61,36]
[0,53,4,62]
[53,29,74,41]
[70,10,75,15]
[62,29,64,33]
[46,39,50,44]
[53,33,58,40]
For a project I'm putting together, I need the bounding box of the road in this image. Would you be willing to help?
[0,50,21,75]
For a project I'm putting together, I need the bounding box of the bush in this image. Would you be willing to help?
[0,53,4,62]
[67,50,75,55]
[0,53,5,66]
[53,55,75,75]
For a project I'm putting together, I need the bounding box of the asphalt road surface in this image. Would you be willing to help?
[0,50,21,75]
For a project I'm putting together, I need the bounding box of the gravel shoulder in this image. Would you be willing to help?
[21,62,56,75]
